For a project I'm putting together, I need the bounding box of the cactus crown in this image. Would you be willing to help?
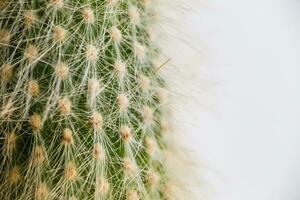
[0,0,180,199]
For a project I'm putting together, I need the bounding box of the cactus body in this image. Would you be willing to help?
[0,0,177,200]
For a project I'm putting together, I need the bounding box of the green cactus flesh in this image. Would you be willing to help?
[0,0,175,199]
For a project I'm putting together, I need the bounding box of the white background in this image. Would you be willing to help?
[178,0,300,200]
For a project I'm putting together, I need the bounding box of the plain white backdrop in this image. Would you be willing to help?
[173,0,300,200]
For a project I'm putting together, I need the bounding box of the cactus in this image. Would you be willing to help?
[0,0,183,199]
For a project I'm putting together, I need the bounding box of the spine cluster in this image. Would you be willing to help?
[0,0,178,200]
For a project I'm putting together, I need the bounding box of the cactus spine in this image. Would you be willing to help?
[0,0,179,199]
